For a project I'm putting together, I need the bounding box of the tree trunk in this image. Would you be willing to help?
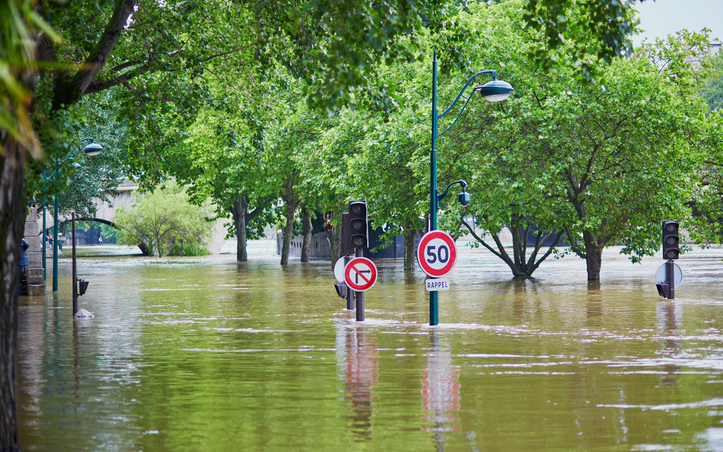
[403,226,416,271]
[330,208,341,270]
[1,136,27,452]
[280,201,296,266]
[231,197,249,262]
[584,231,603,281]
[300,207,312,262]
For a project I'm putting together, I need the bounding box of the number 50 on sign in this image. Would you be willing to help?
[417,230,457,277]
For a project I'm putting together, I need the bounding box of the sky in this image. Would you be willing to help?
[633,0,723,45]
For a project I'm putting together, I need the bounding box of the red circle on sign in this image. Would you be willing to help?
[417,230,457,277]
[344,257,378,292]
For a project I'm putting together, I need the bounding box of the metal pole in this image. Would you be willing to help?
[42,193,46,280]
[72,212,78,315]
[355,248,364,321]
[666,259,675,300]
[53,195,59,292]
[429,51,439,326]
[345,256,354,310]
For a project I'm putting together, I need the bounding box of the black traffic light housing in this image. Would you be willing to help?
[348,201,368,250]
[662,220,679,260]
[334,282,347,298]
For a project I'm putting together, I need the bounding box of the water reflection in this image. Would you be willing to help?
[336,321,378,442]
[656,300,682,387]
[422,331,460,450]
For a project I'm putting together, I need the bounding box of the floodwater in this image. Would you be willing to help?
[17,244,723,451]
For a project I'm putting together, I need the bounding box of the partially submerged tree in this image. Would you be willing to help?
[115,180,213,257]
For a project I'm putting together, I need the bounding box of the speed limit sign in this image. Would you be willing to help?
[417,230,457,277]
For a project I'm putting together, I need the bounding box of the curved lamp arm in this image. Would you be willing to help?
[44,138,100,183]
[437,180,468,203]
[437,70,497,138]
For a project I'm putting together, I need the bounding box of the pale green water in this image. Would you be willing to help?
[17,247,723,451]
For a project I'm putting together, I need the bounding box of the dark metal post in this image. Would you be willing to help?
[355,248,364,321]
[72,212,78,315]
[666,259,675,300]
[42,193,46,280]
[53,194,59,291]
[345,256,354,310]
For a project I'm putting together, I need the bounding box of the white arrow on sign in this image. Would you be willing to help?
[344,257,378,292]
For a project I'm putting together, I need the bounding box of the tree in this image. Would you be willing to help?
[172,107,278,262]
[115,180,213,257]
[463,14,714,280]
[264,103,325,265]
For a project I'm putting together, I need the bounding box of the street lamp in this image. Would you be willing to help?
[41,138,103,292]
[428,51,513,326]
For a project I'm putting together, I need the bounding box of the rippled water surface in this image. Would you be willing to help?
[17,246,723,451]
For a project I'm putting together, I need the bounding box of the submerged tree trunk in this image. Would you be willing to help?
[231,198,249,262]
[300,207,312,262]
[1,136,27,452]
[231,195,272,263]
[584,231,603,281]
[403,225,416,271]
[280,202,296,266]
[280,177,300,266]
[330,208,341,270]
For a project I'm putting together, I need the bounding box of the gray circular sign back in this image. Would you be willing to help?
[655,263,682,289]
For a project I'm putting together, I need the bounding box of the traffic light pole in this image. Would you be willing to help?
[355,248,365,321]
[345,256,354,310]
[72,212,78,315]
[666,259,675,300]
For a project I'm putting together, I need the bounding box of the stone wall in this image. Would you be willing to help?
[23,206,45,295]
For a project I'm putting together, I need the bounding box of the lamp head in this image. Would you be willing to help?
[83,142,103,157]
[72,162,82,172]
[476,78,514,102]
[458,190,471,208]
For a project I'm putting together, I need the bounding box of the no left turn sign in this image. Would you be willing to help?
[344,257,378,292]
[417,230,457,277]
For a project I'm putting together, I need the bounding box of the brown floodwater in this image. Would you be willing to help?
[17,245,723,451]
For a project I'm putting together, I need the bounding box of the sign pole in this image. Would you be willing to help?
[429,51,439,326]
[345,256,353,310]
[666,259,675,300]
[355,248,365,321]
[72,212,78,316]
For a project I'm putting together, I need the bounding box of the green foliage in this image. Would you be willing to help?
[523,0,637,82]
[115,180,213,257]
[100,223,117,244]
[702,50,723,113]
[173,106,277,241]
[0,0,59,153]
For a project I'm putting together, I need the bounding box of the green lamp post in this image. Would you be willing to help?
[428,51,513,326]
[42,138,103,292]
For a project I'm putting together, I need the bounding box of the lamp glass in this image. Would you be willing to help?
[83,143,103,156]
[477,79,514,103]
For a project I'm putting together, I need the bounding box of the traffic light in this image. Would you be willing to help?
[662,220,679,260]
[348,201,368,250]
